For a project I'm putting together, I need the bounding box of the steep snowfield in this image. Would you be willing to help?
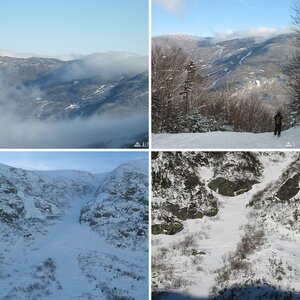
[152,152,300,299]
[0,160,148,300]
[152,127,300,149]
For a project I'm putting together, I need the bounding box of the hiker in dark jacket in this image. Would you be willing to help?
[274,112,283,137]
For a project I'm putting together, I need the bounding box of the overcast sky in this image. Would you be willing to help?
[0,152,148,173]
[0,0,148,56]
[152,0,293,39]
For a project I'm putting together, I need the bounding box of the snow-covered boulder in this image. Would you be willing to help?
[0,193,24,223]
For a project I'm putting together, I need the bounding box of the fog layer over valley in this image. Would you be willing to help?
[0,52,148,148]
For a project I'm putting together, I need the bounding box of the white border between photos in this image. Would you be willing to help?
[148,0,152,298]
[2,1,299,299]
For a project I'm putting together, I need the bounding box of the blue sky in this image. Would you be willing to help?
[0,152,148,173]
[152,0,293,38]
[0,0,148,56]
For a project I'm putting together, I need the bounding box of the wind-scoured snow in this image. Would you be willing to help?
[152,126,300,149]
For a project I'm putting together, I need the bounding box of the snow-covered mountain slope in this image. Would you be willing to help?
[152,152,300,300]
[0,53,148,121]
[153,33,295,107]
[80,159,149,251]
[152,126,300,149]
[0,160,148,299]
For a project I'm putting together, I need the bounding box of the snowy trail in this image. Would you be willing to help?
[33,196,97,298]
[188,153,295,297]
[2,196,97,298]
[152,127,300,149]
[239,50,252,65]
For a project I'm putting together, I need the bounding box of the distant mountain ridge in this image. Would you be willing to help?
[153,33,296,107]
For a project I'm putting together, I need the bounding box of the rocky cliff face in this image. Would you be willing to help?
[0,164,94,228]
[80,160,149,251]
[152,152,262,235]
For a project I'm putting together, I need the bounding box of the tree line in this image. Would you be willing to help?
[152,45,274,134]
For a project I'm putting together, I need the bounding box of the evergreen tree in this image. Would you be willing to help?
[180,61,196,117]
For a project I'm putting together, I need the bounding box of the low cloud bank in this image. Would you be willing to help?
[0,51,148,84]
[58,52,148,81]
[0,78,148,148]
[212,27,292,42]
[0,113,148,148]
[0,77,43,115]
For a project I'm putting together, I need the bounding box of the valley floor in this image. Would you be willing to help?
[1,195,148,300]
[152,127,300,149]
